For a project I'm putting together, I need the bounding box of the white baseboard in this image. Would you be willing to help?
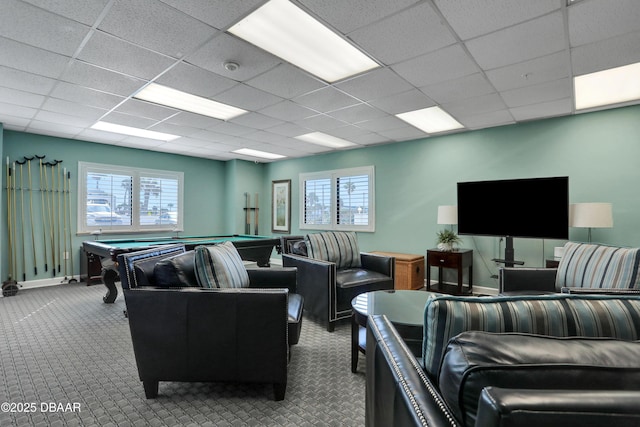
[1,275,80,297]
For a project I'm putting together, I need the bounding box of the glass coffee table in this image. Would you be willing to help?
[351,290,439,373]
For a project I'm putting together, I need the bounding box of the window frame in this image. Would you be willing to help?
[299,165,375,232]
[78,161,184,234]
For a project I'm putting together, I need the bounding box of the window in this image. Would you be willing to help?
[78,162,183,233]
[300,166,374,232]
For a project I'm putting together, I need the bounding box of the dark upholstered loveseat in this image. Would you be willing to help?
[117,244,303,400]
[281,232,394,332]
[366,294,640,427]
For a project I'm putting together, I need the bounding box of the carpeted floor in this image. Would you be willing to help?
[0,283,366,426]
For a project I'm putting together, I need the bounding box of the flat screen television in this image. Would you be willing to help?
[457,176,569,240]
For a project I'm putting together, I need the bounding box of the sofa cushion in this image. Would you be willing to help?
[132,257,158,287]
[422,294,640,379]
[153,250,198,287]
[439,331,640,427]
[556,242,640,290]
[194,241,250,289]
[305,231,361,268]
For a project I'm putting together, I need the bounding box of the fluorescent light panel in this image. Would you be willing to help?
[134,83,247,120]
[574,62,640,110]
[229,0,379,83]
[295,132,357,148]
[232,148,286,160]
[396,106,464,134]
[91,121,180,141]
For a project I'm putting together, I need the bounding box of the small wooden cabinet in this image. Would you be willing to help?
[426,249,473,295]
[371,251,425,290]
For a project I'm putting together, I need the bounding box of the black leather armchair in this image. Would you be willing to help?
[282,237,394,332]
[117,244,302,400]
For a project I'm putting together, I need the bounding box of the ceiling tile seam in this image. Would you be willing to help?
[561,0,577,115]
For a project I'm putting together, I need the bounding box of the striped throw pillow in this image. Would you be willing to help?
[194,241,249,289]
[556,242,640,290]
[422,294,640,379]
[305,231,361,269]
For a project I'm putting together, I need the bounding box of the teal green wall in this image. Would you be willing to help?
[1,130,227,282]
[265,105,640,289]
[2,104,639,289]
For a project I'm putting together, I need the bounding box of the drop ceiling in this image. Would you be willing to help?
[1,0,639,162]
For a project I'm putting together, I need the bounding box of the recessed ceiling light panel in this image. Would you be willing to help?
[229,0,379,83]
[574,62,640,110]
[295,132,357,148]
[91,121,180,141]
[396,106,464,134]
[232,148,286,160]
[134,83,247,121]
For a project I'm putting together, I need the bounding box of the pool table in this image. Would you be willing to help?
[82,234,281,303]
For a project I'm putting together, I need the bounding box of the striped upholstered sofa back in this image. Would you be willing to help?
[422,294,640,378]
[555,242,640,291]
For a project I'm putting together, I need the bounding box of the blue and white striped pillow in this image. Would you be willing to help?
[194,241,249,289]
[305,231,361,269]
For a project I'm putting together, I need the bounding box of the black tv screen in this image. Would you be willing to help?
[457,177,569,239]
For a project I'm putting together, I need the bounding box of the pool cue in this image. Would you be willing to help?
[5,157,15,284]
[61,166,68,280]
[44,161,56,277]
[12,161,19,281]
[254,193,259,235]
[244,192,250,234]
[66,169,76,283]
[24,156,37,276]
[50,161,60,275]
[17,160,27,282]
[36,155,48,272]
[56,161,63,274]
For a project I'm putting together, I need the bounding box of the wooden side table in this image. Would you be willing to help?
[426,249,473,295]
[371,251,425,290]
[545,259,560,268]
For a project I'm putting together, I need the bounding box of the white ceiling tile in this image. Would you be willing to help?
[421,73,496,105]
[229,112,284,130]
[27,121,83,137]
[76,128,127,143]
[185,33,281,82]
[114,99,178,121]
[443,93,507,118]
[0,66,57,95]
[41,98,107,121]
[368,89,436,115]
[0,36,70,79]
[569,0,640,47]
[299,0,420,33]
[349,2,456,65]
[165,111,221,129]
[60,60,146,96]
[98,0,218,59]
[356,115,408,132]
[294,87,360,113]
[348,132,391,146]
[510,98,573,121]
[207,120,255,137]
[266,122,312,138]
[486,51,570,91]
[0,86,45,109]
[501,78,571,108]
[243,130,286,144]
[159,0,264,30]
[0,0,90,56]
[118,136,166,148]
[571,31,640,76]
[336,68,414,102]
[392,44,480,87]
[465,12,566,70]
[246,63,326,99]
[155,62,237,98]
[294,114,346,132]
[259,100,317,122]
[50,82,125,110]
[328,103,387,123]
[0,101,38,119]
[377,125,428,141]
[21,0,111,25]
[78,31,176,80]
[147,124,203,139]
[33,110,95,127]
[101,111,157,129]
[434,0,561,40]
[0,116,29,130]
[214,83,283,111]
[459,109,515,130]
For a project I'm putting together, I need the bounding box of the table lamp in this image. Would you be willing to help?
[569,203,613,243]
[437,205,458,231]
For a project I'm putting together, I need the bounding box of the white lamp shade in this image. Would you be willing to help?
[569,203,613,228]
[437,205,458,225]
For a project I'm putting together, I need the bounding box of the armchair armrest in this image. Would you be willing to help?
[361,252,395,279]
[499,267,557,294]
[282,253,335,321]
[476,387,640,427]
[247,267,297,293]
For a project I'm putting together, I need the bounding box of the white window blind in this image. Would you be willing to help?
[78,162,183,233]
[300,166,374,232]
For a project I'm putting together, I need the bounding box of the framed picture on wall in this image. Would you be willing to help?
[272,179,291,233]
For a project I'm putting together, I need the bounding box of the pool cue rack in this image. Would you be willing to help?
[3,154,78,294]
[243,192,260,235]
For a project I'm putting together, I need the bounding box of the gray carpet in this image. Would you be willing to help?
[0,283,366,426]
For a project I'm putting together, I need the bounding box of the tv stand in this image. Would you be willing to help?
[491,236,524,267]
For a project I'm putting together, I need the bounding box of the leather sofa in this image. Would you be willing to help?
[117,244,303,400]
[500,241,640,294]
[366,293,640,427]
[281,232,394,332]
